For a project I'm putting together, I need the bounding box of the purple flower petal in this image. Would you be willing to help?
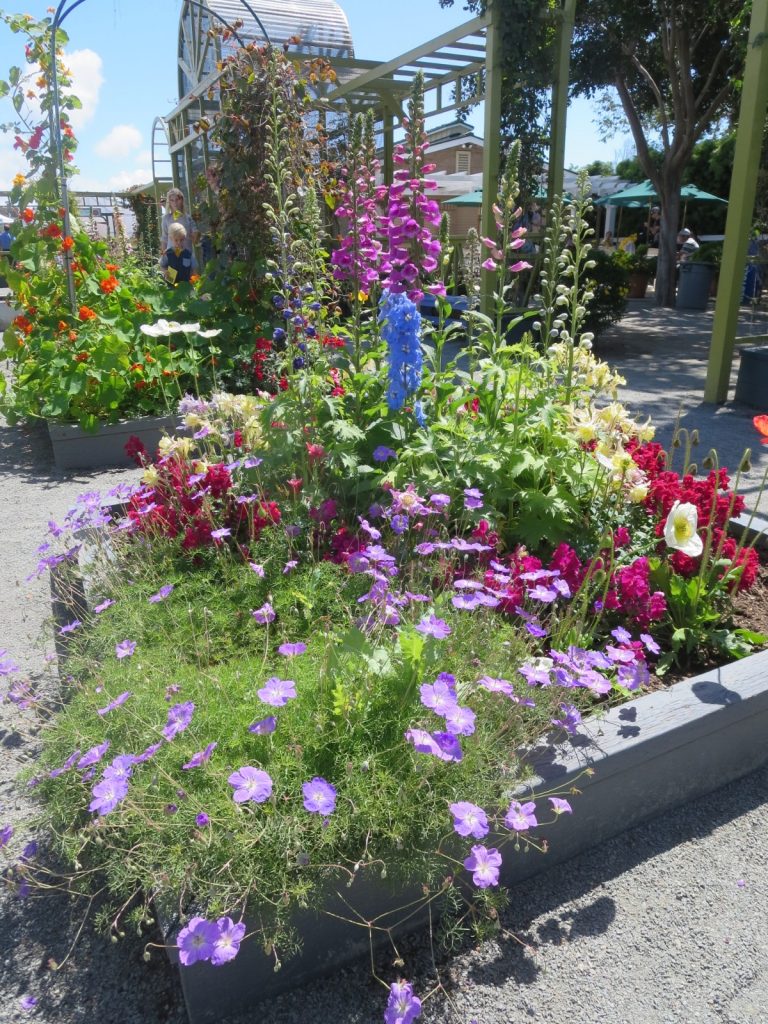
[278,642,306,657]
[115,639,136,660]
[248,716,277,735]
[148,584,174,603]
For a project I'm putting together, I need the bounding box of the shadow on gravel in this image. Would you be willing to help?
[0,886,185,1024]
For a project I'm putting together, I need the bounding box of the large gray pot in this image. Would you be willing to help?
[676,261,716,310]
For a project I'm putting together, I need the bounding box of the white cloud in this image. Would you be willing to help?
[64,49,104,130]
[94,124,143,160]
[136,149,152,165]
[107,168,152,190]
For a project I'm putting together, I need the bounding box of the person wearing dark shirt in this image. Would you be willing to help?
[160,222,195,285]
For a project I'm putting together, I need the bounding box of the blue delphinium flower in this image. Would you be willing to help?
[378,290,424,422]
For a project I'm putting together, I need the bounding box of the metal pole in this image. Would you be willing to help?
[479,0,502,316]
[704,0,768,403]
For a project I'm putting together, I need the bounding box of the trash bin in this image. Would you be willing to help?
[676,262,716,310]
[735,346,768,409]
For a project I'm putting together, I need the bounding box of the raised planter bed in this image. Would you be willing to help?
[48,513,768,1023]
[47,413,178,471]
[168,644,768,1023]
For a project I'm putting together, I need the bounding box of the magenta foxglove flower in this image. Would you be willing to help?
[115,639,136,660]
[257,677,296,707]
[228,766,273,804]
[504,800,538,832]
[302,777,337,815]
[463,844,502,888]
[449,801,489,839]
[163,702,195,741]
[177,917,220,966]
[182,742,217,770]
[211,916,246,966]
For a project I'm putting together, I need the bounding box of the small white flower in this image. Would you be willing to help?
[140,319,171,337]
[664,501,703,557]
[197,328,222,338]
[169,322,201,334]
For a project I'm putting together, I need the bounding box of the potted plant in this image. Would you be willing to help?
[613,246,656,299]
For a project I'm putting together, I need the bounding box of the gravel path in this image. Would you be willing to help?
[0,297,767,1024]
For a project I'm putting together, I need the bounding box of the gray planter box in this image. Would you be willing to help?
[735,345,768,409]
[172,647,768,1024]
[676,261,716,310]
[47,414,178,470]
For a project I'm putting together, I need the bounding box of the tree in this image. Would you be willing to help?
[583,159,614,175]
[570,0,750,306]
[615,147,663,182]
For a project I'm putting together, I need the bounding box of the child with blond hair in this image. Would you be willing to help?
[160,222,195,285]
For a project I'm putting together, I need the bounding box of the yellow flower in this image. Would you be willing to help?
[628,483,649,503]
[12,173,25,187]
[142,466,159,486]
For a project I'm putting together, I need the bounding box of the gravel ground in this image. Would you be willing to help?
[0,296,767,1024]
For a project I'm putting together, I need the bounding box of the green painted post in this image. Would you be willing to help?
[704,0,768,403]
[382,106,395,186]
[480,0,503,315]
[547,0,576,204]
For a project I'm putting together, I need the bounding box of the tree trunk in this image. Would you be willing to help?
[655,182,682,308]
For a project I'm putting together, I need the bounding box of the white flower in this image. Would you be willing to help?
[664,501,703,557]
[169,322,201,334]
[140,319,171,337]
[197,328,222,338]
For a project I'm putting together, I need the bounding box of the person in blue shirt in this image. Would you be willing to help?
[159,222,195,285]
[0,226,13,251]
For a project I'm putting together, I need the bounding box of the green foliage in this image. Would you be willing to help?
[582,250,630,336]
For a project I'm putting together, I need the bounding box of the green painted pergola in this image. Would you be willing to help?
[159,0,577,315]
[705,0,768,403]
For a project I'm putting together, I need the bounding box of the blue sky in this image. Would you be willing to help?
[0,0,630,192]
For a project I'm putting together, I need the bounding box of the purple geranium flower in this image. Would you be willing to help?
[251,602,275,625]
[373,446,397,462]
[549,797,573,815]
[405,728,463,762]
[504,800,538,832]
[195,812,210,828]
[115,639,136,660]
[640,632,661,655]
[148,584,174,603]
[451,592,482,611]
[182,742,217,770]
[278,642,306,657]
[134,741,163,763]
[463,487,484,510]
[257,677,296,706]
[414,542,436,555]
[210,527,231,541]
[89,776,129,816]
[429,493,451,510]
[228,766,273,804]
[77,740,110,769]
[385,981,422,1024]
[249,562,265,577]
[58,619,82,636]
[476,675,514,696]
[103,754,136,784]
[93,599,115,614]
[0,824,13,848]
[444,704,476,736]
[419,679,458,716]
[449,801,489,839]
[302,777,337,815]
[177,917,220,966]
[97,690,132,716]
[415,615,451,640]
[20,995,37,1012]
[463,844,502,888]
[211,916,246,966]
[248,716,277,735]
[551,702,582,735]
[283,559,298,573]
[163,702,195,741]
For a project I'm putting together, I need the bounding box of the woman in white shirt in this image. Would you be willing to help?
[160,188,198,253]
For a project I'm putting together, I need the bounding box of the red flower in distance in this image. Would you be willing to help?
[99,276,119,294]
[78,305,97,322]
[21,208,34,224]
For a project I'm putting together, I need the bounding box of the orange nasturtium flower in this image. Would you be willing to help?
[99,276,119,294]
[68,331,78,342]
[78,305,97,322]
[12,315,33,336]
[57,320,68,332]
[754,416,768,445]
[190,273,200,284]
[74,352,89,363]
[135,302,150,313]
[21,207,34,224]
[61,236,74,252]
[105,263,119,273]
[42,223,62,239]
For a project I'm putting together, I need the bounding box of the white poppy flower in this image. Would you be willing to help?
[663,500,703,557]
[197,328,222,338]
[167,321,201,334]
[140,319,171,337]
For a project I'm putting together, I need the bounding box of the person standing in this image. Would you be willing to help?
[160,222,195,285]
[0,223,13,288]
[677,228,699,262]
[160,188,198,253]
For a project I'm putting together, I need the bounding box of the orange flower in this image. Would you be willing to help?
[36,76,46,89]
[42,223,62,239]
[61,235,74,251]
[130,363,144,372]
[71,260,82,273]
[21,207,34,224]
[12,173,25,187]
[74,352,89,363]
[190,274,200,284]
[105,263,119,273]
[68,331,78,342]
[99,276,119,294]
[12,315,33,336]
[135,302,150,313]
[143,353,155,364]
[78,305,97,322]
[57,320,68,332]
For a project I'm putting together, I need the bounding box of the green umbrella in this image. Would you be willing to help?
[596,179,727,207]
[443,190,483,206]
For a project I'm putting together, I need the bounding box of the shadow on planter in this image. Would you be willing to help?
[47,414,179,471]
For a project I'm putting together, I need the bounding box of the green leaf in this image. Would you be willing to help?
[399,629,424,667]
